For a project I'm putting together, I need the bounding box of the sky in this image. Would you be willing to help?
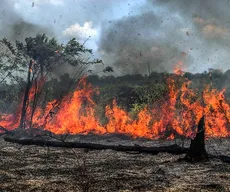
[1,0,230,75]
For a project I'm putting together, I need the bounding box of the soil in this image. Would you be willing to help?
[0,134,230,192]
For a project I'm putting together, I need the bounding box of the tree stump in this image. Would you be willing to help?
[184,115,209,162]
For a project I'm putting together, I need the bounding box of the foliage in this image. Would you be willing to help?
[1,33,230,124]
[0,34,104,129]
[0,83,21,113]
[0,34,102,81]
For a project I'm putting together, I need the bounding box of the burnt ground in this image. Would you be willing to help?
[0,134,230,192]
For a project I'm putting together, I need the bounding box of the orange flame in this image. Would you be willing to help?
[1,63,230,139]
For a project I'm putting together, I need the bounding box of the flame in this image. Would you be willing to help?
[1,63,230,139]
[173,61,184,75]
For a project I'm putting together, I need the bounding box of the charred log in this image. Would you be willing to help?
[218,155,230,163]
[184,115,209,162]
[3,132,230,163]
[4,136,188,155]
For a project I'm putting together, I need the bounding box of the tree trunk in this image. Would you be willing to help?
[19,60,33,129]
[29,78,39,134]
[184,115,209,162]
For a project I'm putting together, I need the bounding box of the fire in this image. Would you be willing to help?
[173,61,184,75]
[1,63,230,139]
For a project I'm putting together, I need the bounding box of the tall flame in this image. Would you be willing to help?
[1,63,230,139]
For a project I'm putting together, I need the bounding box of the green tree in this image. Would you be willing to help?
[0,34,102,130]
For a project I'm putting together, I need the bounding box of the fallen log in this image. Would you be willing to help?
[219,155,230,163]
[4,136,230,163]
[4,136,188,155]
[209,154,230,164]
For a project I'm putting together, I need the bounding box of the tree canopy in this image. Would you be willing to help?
[0,34,102,83]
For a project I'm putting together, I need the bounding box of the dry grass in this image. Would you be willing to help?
[0,136,230,191]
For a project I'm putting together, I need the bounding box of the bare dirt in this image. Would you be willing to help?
[0,135,230,192]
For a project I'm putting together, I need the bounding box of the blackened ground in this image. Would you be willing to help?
[0,135,230,192]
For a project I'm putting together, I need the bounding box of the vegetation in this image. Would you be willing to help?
[1,49,230,121]
[1,34,230,192]
[0,34,228,148]
[0,34,105,129]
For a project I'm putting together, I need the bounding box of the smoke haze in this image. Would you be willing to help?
[1,0,230,74]
[0,0,52,41]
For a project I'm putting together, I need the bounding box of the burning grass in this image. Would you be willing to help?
[1,63,230,140]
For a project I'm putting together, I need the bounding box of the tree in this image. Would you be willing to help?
[0,34,103,131]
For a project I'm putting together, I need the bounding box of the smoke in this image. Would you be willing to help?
[2,0,230,74]
[99,0,230,74]
[99,12,191,74]
[153,0,230,41]
[0,0,52,41]
[151,0,230,71]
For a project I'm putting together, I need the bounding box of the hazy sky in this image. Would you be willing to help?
[1,0,230,75]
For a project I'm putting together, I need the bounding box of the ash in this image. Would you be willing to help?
[0,135,230,191]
